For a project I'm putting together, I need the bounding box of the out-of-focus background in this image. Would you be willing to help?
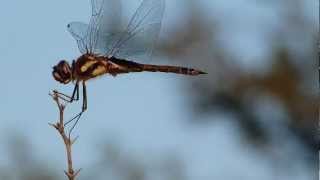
[0,0,318,179]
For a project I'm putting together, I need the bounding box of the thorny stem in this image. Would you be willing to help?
[49,91,81,180]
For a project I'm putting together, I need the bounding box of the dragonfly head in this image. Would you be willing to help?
[52,60,72,84]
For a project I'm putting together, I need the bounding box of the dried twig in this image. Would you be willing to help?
[49,91,81,180]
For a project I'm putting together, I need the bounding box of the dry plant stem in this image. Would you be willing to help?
[50,92,81,180]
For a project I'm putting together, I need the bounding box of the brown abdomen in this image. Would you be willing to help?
[109,58,206,76]
[141,64,206,76]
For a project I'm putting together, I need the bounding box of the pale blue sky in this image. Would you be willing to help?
[0,0,316,179]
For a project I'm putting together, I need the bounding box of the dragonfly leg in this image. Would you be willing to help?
[54,82,80,103]
[67,82,88,137]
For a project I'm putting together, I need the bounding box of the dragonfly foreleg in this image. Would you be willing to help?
[66,82,88,137]
[54,82,80,103]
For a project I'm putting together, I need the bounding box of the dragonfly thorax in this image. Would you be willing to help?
[52,60,73,84]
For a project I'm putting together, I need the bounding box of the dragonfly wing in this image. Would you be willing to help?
[67,22,88,54]
[68,0,122,54]
[67,21,123,55]
[90,0,122,34]
[107,0,165,62]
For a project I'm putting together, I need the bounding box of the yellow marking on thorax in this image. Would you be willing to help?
[101,60,108,66]
[87,56,95,60]
[91,65,107,76]
[81,60,98,72]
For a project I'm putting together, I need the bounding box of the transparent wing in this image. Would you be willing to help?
[106,0,165,62]
[67,0,165,60]
[67,22,88,54]
[67,22,122,55]
[67,0,122,54]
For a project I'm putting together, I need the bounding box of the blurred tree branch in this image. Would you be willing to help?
[49,91,81,180]
[157,0,317,152]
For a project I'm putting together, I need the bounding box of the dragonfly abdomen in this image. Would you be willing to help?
[109,57,206,76]
[140,64,206,76]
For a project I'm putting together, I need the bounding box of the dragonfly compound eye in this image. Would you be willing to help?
[52,60,72,84]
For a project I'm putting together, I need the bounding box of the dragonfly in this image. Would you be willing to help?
[52,0,206,132]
